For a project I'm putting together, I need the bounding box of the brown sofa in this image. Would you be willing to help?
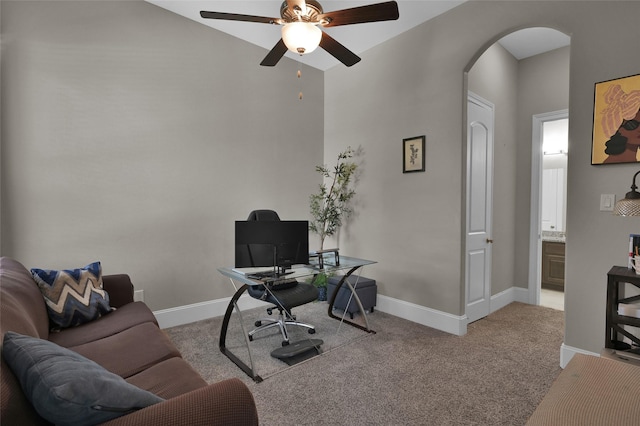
[0,257,259,425]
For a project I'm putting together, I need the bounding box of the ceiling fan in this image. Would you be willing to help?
[200,1,399,67]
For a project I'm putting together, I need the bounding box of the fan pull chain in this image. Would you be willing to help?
[297,68,303,100]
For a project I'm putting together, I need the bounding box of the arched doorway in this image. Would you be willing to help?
[463,27,571,322]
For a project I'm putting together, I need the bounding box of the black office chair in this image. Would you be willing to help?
[244,210,319,346]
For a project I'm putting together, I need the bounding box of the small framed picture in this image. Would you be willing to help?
[403,135,425,173]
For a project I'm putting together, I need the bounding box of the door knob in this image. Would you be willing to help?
[486,238,494,243]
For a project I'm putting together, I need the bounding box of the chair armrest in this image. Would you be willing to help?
[100,378,258,426]
[102,274,134,308]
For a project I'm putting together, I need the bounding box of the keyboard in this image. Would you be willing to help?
[247,270,293,280]
[267,278,298,288]
[246,271,297,290]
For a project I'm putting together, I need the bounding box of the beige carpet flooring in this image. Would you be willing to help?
[165,301,564,425]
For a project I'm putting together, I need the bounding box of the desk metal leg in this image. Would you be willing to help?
[219,283,263,383]
[327,265,376,334]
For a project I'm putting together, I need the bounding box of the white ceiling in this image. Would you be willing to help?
[147,0,570,70]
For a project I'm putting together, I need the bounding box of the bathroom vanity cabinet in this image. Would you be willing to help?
[542,241,565,290]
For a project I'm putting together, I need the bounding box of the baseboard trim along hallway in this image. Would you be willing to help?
[154,285,529,337]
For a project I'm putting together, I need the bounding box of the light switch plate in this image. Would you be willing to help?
[600,194,616,211]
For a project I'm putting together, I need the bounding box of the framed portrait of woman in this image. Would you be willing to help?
[592,73,640,165]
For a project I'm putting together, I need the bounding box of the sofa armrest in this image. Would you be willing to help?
[102,274,134,308]
[100,378,258,426]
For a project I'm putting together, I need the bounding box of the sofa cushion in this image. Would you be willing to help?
[48,301,157,349]
[125,357,208,399]
[2,331,164,426]
[31,262,112,330]
[69,322,182,379]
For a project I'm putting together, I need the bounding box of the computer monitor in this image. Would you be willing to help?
[235,220,309,272]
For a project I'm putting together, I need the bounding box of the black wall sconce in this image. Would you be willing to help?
[614,170,640,216]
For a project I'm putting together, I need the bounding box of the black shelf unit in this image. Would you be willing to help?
[606,266,640,351]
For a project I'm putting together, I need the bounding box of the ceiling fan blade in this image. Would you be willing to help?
[318,1,399,28]
[319,32,361,67]
[200,11,280,25]
[260,39,289,67]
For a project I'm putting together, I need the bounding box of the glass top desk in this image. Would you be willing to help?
[218,255,376,381]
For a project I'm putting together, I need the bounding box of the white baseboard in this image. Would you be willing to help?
[154,293,469,335]
[375,286,529,336]
[560,343,599,368]
[491,286,530,312]
[154,294,267,329]
[376,295,468,336]
[153,286,548,345]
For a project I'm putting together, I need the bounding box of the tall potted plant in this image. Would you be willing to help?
[309,147,358,251]
[309,147,358,300]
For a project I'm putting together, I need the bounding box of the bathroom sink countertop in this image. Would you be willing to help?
[542,231,566,243]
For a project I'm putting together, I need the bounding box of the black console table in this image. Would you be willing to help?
[606,266,640,351]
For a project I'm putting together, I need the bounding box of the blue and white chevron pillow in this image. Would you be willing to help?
[31,262,112,330]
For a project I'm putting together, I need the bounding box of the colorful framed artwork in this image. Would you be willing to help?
[592,73,640,165]
[403,135,425,173]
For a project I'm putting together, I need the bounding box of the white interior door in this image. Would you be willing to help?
[465,92,494,323]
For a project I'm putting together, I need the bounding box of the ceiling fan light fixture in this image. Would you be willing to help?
[200,1,399,66]
[281,22,321,55]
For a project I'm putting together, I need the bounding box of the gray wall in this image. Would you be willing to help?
[1,1,324,310]
[468,43,519,297]
[325,1,640,353]
[3,0,640,355]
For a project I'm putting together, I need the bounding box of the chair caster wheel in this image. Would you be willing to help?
[255,321,262,327]
[248,335,254,342]
[267,308,273,315]
[308,329,316,335]
[282,341,289,347]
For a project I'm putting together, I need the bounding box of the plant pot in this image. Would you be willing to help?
[317,286,327,302]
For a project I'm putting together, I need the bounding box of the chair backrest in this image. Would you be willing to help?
[247,210,280,221]
[244,210,296,296]
[240,210,281,268]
